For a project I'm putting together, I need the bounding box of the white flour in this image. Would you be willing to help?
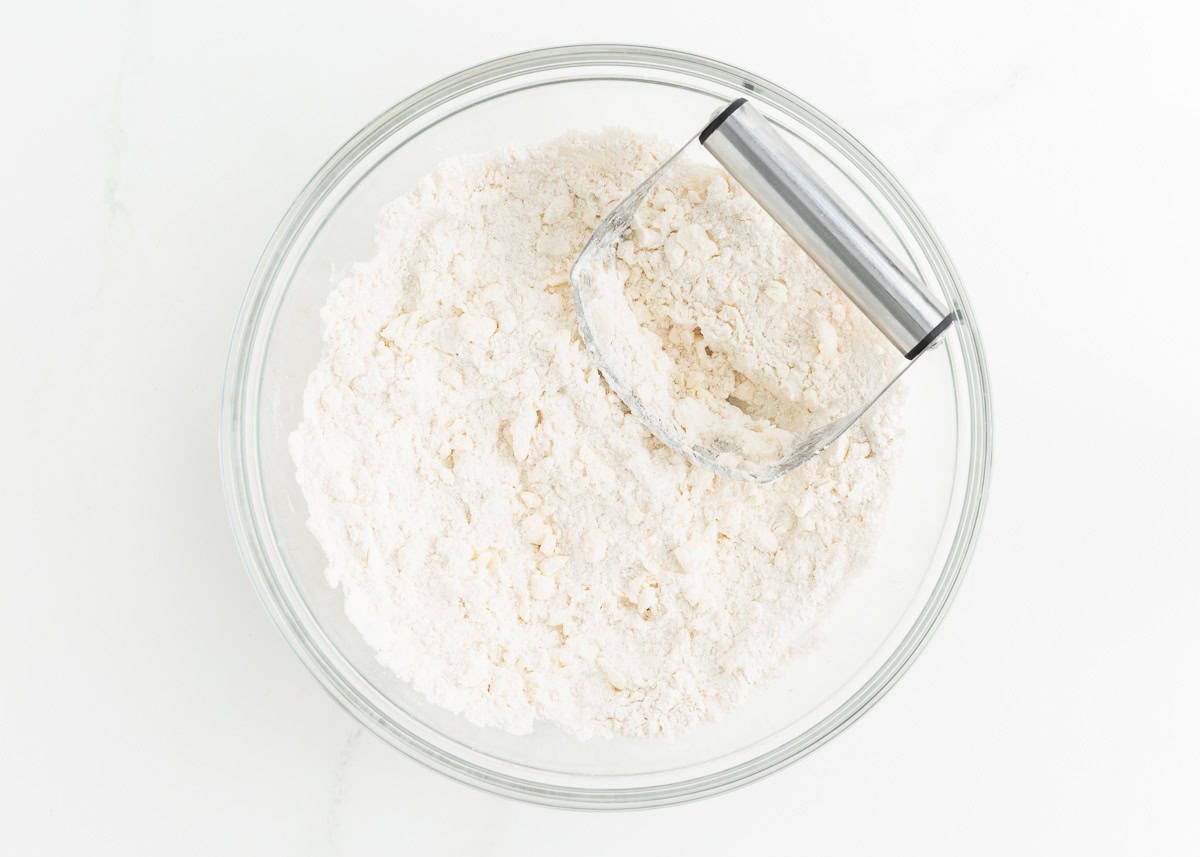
[290,130,903,739]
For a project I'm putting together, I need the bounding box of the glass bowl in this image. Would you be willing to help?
[220,44,992,809]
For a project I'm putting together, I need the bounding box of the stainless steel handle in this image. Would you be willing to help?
[700,99,953,358]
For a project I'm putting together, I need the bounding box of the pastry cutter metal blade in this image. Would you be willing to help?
[571,99,955,483]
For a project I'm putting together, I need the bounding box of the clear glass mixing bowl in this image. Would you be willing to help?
[220,44,992,809]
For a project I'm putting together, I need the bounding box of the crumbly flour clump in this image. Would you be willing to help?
[290,130,903,739]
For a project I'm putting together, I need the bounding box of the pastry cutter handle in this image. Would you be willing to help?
[700,99,953,359]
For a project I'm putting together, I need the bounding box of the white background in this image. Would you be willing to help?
[3,0,1198,853]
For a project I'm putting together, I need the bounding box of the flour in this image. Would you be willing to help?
[289,130,903,739]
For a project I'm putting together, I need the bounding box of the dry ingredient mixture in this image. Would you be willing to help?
[290,130,903,739]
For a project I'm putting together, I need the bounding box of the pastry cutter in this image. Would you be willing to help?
[570,99,955,483]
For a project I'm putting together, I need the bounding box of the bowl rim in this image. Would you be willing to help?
[220,42,993,810]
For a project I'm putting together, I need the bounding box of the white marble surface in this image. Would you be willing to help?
[3,1,1198,853]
